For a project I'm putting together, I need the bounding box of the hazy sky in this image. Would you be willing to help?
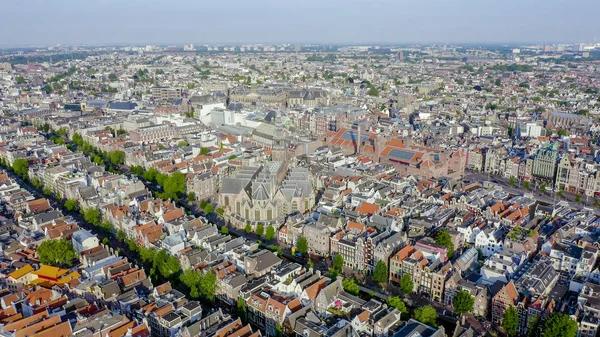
[2,0,600,46]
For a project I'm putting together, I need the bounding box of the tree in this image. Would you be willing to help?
[160,172,186,200]
[177,140,189,147]
[64,199,78,212]
[540,182,547,194]
[37,238,77,267]
[399,273,414,294]
[522,180,531,190]
[117,230,126,242]
[333,254,344,271]
[342,278,359,296]
[557,189,564,198]
[265,226,275,240]
[594,199,600,208]
[502,306,519,337]
[12,158,29,178]
[527,315,541,337]
[42,187,53,197]
[16,76,25,84]
[84,208,101,226]
[31,178,43,189]
[102,237,110,245]
[386,296,407,312]
[245,223,252,234]
[541,312,578,337]
[187,192,196,202]
[575,194,582,203]
[72,132,84,148]
[413,305,437,327]
[508,176,516,187]
[296,236,308,255]
[153,249,181,281]
[180,270,203,299]
[92,155,104,166]
[255,223,264,237]
[107,150,125,166]
[452,290,475,316]
[198,271,217,301]
[143,167,159,182]
[367,87,379,96]
[236,296,247,324]
[200,147,210,155]
[557,128,568,137]
[221,226,229,235]
[373,260,388,284]
[130,165,144,177]
[203,203,214,214]
[435,230,454,258]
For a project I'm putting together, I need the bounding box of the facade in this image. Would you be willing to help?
[492,280,519,325]
[152,86,182,101]
[531,143,559,182]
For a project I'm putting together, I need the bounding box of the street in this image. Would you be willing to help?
[465,170,600,214]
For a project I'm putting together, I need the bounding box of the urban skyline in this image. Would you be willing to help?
[2,0,600,46]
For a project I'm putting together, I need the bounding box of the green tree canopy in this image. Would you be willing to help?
[265,226,275,240]
[130,165,144,177]
[177,140,189,147]
[106,150,125,166]
[399,273,414,294]
[414,305,438,327]
[342,278,359,296]
[160,171,186,200]
[143,167,160,182]
[453,289,475,316]
[64,199,78,212]
[187,192,196,202]
[541,312,578,337]
[245,223,252,234]
[502,306,519,337]
[236,296,247,323]
[373,260,388,284]
[12,158,29,178]
[221,226,229,235]
[333,254,344,271]
[153,249,181,281]
[84,208,101,226]
[255,223,264,237]
[435,230,454,258]
[37,238,77,267]
[200,147,210,155]
[203,204,214,214]
[296,236,308,254]
[386,296,407,312]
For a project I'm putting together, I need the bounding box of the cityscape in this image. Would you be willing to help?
[2,2,600,337]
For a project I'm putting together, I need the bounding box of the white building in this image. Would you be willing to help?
[71,230,99,254]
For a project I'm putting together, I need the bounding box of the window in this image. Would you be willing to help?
[255,210,260,220]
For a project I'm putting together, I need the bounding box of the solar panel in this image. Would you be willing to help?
[340,130,370,143]
[388,149,415,161]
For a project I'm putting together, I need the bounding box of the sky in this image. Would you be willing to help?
[2,0,600,46]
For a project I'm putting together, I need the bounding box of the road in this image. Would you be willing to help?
[465,170,600,214]
[5,169,141,269]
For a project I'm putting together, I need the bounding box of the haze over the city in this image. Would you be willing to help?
[3,0,600,46]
